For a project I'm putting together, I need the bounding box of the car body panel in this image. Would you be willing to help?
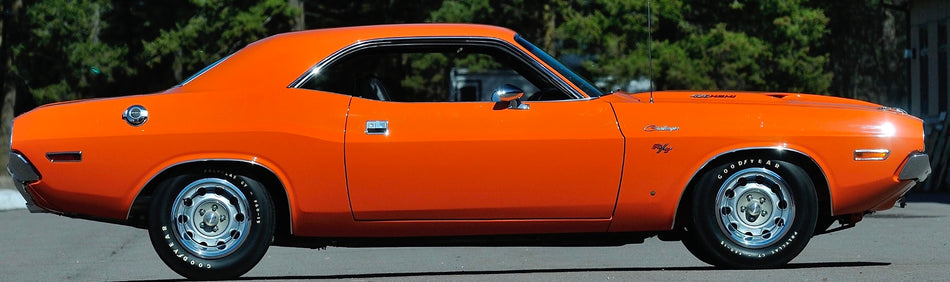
[8,24,928,240]
[344,97,623,221]
[602,91,924,231]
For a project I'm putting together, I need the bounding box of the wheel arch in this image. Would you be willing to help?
[127,160,293,242]
[673,148,831,230]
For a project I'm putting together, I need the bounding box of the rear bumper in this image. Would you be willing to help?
[7,152,47,213]
[897,153,931,182]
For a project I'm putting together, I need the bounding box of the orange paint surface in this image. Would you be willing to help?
[10,24,926,237]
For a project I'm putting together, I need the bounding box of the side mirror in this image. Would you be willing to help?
[495,84,524,102]
[492,84,529,110]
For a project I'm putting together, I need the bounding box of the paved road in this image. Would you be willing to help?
[1,194,948,281]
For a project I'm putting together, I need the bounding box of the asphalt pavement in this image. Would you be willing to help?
[0,193,948,281]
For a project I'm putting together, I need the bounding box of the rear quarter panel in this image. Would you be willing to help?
[12,88,352,224]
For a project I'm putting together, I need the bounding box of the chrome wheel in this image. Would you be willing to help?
[715,168,795,249]
[170,178,251,259]
[683,159,817,268]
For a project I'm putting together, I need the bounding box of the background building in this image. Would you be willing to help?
[910,0,950,116]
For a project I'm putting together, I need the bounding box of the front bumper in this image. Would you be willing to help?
[7,152,47,213]
[898,153,931,182]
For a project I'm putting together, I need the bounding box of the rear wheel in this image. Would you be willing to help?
[147,170,275,280]
[682,158,817,268]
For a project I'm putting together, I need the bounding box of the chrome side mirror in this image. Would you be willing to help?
[493,84,529,110]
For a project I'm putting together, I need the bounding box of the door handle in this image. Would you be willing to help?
[365,120,389,135]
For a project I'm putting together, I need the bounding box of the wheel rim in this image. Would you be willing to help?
[715,168,795,249]
[170,178,251,259]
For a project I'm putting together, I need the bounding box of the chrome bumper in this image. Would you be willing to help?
[898,153,931,182]
[7,152,47,213]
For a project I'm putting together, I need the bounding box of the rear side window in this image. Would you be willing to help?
[178,53,234,86]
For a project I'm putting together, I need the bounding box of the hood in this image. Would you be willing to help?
[620,90,895,112]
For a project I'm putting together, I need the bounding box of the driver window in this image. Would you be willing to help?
[300,44,572,102]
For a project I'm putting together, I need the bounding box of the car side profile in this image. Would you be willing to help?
[8,24,930,280]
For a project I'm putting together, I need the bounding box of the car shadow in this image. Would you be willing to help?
[123,261,889,281]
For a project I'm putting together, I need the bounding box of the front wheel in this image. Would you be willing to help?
[682,159,818,268]
[147,170,275,280]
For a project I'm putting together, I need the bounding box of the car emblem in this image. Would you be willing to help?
[644,125,679,132]
[122,105,149,126]
[652,143,673,154]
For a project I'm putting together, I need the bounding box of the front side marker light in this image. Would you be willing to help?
[854,149,890,161]
[46,151,82,162]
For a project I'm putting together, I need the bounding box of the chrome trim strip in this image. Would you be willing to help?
[127,158,295,234]
[853,149,890,161]
[898,153,931,182]
[45,151,83,162]
[287,36,587,100]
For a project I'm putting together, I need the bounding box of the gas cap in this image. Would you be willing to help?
[122,105,148,126]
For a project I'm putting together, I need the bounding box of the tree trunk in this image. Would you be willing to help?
[289,0,305,31]
[1,0,24,184]
[542,3,556,52]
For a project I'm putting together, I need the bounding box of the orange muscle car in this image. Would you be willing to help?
[8,24,931,279]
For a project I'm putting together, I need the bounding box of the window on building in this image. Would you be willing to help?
[940,22,948,113]
[921,25,930,114]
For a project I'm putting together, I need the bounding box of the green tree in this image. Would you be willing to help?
[17,0,129,104]
[306,1,440,28]
[429,0,832,94]
[1,0,25,183]
[141,0,298,82]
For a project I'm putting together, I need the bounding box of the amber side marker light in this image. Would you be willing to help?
[46,151,82,162]
[854,149,890,161]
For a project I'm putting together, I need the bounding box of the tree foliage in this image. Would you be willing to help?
[19,0,128,103]
[1,0,906,106]
[7,0,296,105]
[429,0,832,93]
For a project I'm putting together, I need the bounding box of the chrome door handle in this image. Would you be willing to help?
[365,120,389,135]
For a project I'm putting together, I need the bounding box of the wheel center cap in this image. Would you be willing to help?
[203,211,220,226]
[745,201,762,221]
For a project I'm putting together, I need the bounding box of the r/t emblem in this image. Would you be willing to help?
[652,143,673,154]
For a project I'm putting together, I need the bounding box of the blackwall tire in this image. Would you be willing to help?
[683,158,818,268]
[147,170,275,280]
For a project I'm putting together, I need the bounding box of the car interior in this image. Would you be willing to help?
[300,43,574,102]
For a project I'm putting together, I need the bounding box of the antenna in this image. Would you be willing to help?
[648,0,655,104]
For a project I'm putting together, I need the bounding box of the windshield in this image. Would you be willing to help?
[514,35,604,98]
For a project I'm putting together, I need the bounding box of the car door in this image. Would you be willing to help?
[297,38,625,221]
[344,98,623,220]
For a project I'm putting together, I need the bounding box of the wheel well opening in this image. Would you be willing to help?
[674,149,831,231]
[127,161,293,241]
